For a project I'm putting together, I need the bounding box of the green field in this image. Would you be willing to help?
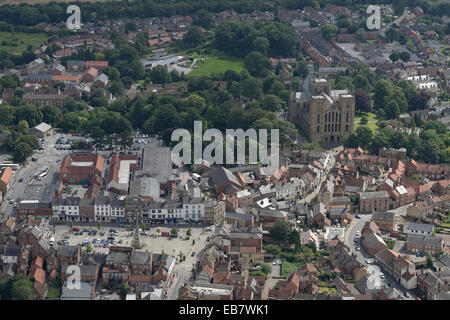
[280,259,303,278]
[0,31,49,54]
[189,51,244,76]
[354,112,379,134]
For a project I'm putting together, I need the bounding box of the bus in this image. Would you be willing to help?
[0,162,20,171]
[37,171,48,180]
[34,166,48,179]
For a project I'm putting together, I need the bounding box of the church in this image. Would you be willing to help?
[288,72,355,144]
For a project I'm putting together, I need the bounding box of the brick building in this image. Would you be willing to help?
[359,191,390,213]
[60,153,105,184]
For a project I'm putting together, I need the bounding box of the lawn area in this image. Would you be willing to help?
[280,259,303,278]
[318,281,338,294]
[189,51,244,76]
[354,112,379,134]
[0,31,49,54]
[46,286,60,299]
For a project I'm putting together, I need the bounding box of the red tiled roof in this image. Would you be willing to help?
[0,167,13,185]
[31,267,45,284]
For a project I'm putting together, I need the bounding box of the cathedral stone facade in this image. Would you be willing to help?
[288,77,355,144]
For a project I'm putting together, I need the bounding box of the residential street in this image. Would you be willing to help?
[344,209,416,300]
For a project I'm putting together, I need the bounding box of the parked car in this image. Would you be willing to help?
[380,273,385,279]
[356,247,360,251]
[191,252,196,257]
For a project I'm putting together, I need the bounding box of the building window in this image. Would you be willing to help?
[345,124,349,132]
[317,114,320,123]
[317,126,320,133]
[346,113,349,122]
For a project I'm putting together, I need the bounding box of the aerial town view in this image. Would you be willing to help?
[0,0,449,307]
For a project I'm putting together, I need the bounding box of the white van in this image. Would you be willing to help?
[49,237,55,245]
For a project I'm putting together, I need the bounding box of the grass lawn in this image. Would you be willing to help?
[354,112,379,134]
[189,51,244,76]
[318,281,338,294]
[46,286,60,299]
[0,31,49,54]
[280,259,303,278]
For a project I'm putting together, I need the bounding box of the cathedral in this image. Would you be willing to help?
[288,74,355,144]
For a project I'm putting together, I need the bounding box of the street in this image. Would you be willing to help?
[1,133,69,216]
[344,211,416,300]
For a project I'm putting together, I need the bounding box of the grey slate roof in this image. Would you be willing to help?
[404,222,434,234]
[131,251,151,265]
[58,245,78,258]
[406,235,442,248]
[210,166,240,190]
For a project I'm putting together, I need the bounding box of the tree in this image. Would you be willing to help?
[171,228,178,236]
[399,51,411,62]
[240,77,262,99]
[289,229,301,249]
[261,263,272,275]
[108,81,125,97]
[193,9,213,29]
[244,51,272,78]
[264,244,281,256]
[17,120,29,134]
[119,283,130,300]
[344,125,373,150]
[389,52,400,63]
[156,228,160,234]
[260,94,285,112]
[321,24,338,41]
[385,100,400,119]
[149,66,172,84]
[11,278,33,300]
[13,142,32,163]
[269,219,291,242]
[96,222,102,231]
[293,60,308,78]
[184,26,204,48]
[127,225,131,232]
[86,244,93,253]
[69,221,74,230]
[426,253,433,269]
[186,229,192,237]
[355,89,371,113]
[252,37,269,56]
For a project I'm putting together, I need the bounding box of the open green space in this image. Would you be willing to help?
[354,111,379,134]
[0,31,49,54]
[189,50,244,76]
[318,281,338,294]
[280,259,303,278]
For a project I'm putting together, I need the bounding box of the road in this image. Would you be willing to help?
[299,146,341,205]
[1,133,68,216]
[166,228,213,300]
[344,211,416,300]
